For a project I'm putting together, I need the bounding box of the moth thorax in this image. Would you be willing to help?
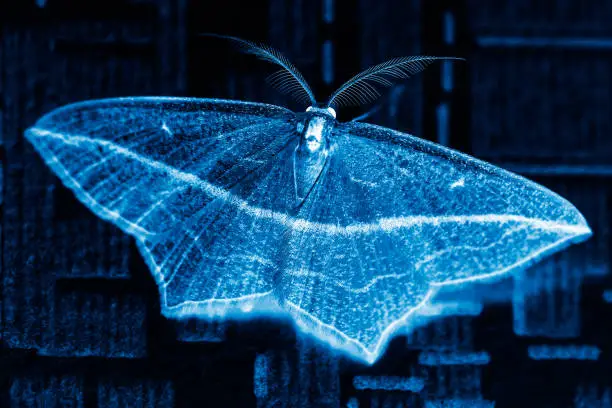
[299,115,335,154]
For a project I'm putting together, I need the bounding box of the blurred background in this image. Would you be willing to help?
[1,0,611,407]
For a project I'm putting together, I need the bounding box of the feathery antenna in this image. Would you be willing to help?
[200,33,317,106]
[325,56,465,109]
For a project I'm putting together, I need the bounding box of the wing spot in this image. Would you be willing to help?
[450,177,465,189]
[161,121,172,135]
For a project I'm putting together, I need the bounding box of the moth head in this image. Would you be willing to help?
[296,105,336,133]
[306,106,336,119]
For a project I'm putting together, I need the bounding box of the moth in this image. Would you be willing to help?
[25,36,591,364]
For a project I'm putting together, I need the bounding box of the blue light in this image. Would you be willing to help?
[26,96,592,365]
[528,345,601,361]
[323,0,334,23]
[443,11,455,45]
[346,397,359,408]
[437,103,450,145]
[441,61,453,92]
[253,353,271,398]
[322,40,334,85]
[477,36,612,50]
[418,351,491,366]
[353,376,425,392]
[425,399,495,408]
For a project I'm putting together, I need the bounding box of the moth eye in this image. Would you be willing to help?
[296,122,304,133]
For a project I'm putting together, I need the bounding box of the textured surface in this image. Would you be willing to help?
[25,96,590,364]
[2,0,612,407]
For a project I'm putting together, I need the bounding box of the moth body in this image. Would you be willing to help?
[292,106,336,206]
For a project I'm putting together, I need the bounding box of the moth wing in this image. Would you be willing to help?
[274,120,591,363]
[26,96,300,312]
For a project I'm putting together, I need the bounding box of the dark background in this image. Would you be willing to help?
[1,0,612,407]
